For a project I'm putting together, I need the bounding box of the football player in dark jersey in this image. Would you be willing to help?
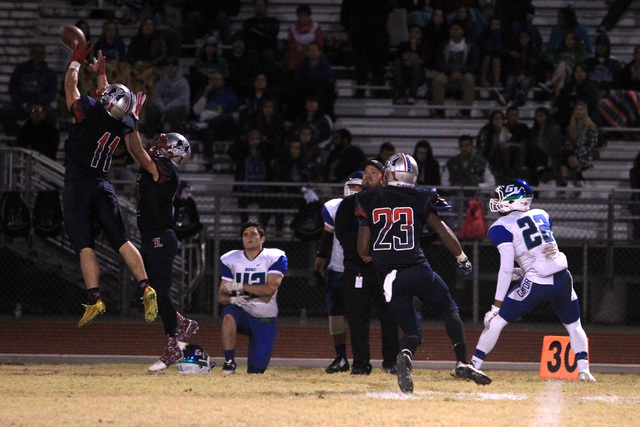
[127,132,200,372]
[64,41,157,327]
[355,153,491,393]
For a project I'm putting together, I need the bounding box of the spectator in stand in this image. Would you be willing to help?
[528,107,564,185]
[142,57,190,139]
[430,20,479,118]
[546,6,594,56]
[402,0,430,28]
[241,97,287,158]
[292,42,336,120]
[14,104,59,159]
[375,141,396,165]
[93,20,127,62]
[325,128,366,183]
[584,32,623,96]
[0,44,57,136]
[447,4,486,44]
[554,62,602,130]
[476,110,512,183]
[340,0,395,98]
[289,95,334,150]
[224,31,261,101]
[422,8,449,71]
[539,31,589,98]
[126,17,169,68]
[413,139,440,186]
[146,0,185,58]
[281,4,325,72]
[620,45,640,91]
[478,16,507,88]
[391,24,428,105]
[190,36,230,102]
[242,0,280,72]
[503,105,530,180]
[442,134,494,190]
[238,73,275,126]
[181,0,241,45]
[192,71,239,171]
[508,4,542,51]
[558,100,598,196]
[228,129,277,227]
[500,29,539,107]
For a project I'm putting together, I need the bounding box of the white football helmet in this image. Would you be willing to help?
[489,179,534,213]
[383,153,418,187]
[147,133,191,167]
[177,344,212,374]
[99,83,134,121]
[343,171,363,196]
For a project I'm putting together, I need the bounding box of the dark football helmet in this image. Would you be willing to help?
[99,83,134,121]
[343,170,363,196]
[383,153,418,187]
[177,344,212,374]
[489,179,533,213]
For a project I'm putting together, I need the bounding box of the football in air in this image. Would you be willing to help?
[59,24,86,49]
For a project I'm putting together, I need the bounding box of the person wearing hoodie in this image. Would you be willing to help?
[583,32,622,95]
[143,57,191,138]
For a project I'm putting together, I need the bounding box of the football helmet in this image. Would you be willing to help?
[177,344,212,374]
[343,171,363,196]
[147,133,191,167]
[383,153,418,187]
[489,179,533,213]
[99,83,134,121]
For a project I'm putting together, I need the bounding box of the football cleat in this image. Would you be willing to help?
[78,299,106,327]
[382,363,398,375]
[350,363,372,375]
[325,357,350,374]
[579,371,596,382]
[453,362,492,385]
[141,286,158,322]
[149,336,183,372]
[396,351,414,394]
[221,360,237,375]
[176,312,199,344]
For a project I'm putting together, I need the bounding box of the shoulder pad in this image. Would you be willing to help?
[429,196,451,211]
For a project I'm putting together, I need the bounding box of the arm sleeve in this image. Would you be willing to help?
[220,260,233,282]
[316,229,334,258]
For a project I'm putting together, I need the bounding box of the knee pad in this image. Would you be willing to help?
[329,315,345,335]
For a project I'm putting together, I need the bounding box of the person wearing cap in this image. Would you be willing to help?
[312,171,363,374]
[192,36,229,98]
[583,32,622,94]
[334,159,400,375]
[143,57,190,139]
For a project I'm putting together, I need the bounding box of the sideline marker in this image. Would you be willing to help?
[540,335,585,379]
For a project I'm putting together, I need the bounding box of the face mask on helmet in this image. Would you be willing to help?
[343,170,363,196]
[99,83,134,121]
[177,344,212,374]
[383,153,418,187]
[146,133,191,167]
[489,179,534,213]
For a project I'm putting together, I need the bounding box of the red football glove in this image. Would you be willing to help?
[145,133,167,156]
[71,40,93,64]
[132,91,146,120]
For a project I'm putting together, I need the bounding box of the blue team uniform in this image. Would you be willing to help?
[220,248,288,373]
[63,95,137,254]
[356,186,459,346]
[321,197,345,316]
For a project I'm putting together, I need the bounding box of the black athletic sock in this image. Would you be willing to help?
[442,311,468,363]
[87,287,101,304]
[336,343,347,360]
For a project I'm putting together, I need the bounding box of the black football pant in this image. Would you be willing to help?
[342,269,399,369]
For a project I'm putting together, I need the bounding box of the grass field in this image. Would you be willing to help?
[1,364,638,426]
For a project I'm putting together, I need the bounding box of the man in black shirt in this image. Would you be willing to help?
[356,153,491,393]
[335,160,399,375]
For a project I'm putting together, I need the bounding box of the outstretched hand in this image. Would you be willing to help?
[133,91,146,120]
[71,40,93,64]
[89,50,106,75]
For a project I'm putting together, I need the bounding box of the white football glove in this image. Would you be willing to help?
[511,268,523,281]
[230,295,249,306]
[483,305,500,330]
[222,282,244,294]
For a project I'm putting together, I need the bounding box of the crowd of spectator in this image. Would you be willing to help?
[1,0,638,205]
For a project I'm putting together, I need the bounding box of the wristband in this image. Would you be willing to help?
[456,252,468,263]
[69,61,81,72]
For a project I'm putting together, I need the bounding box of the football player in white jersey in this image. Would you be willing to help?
[312,171,363,373]
[471,179,596,381]
[217,221,288,374]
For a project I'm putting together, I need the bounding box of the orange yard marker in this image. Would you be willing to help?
[540,336,586,379]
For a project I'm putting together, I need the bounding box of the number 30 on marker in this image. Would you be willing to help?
[540,336,585,380]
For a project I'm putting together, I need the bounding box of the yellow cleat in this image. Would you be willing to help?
[78,299,106,327]
[142,286,158,322]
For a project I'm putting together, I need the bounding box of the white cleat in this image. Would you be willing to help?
[148,360,169,372]
[579,371,596,382]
